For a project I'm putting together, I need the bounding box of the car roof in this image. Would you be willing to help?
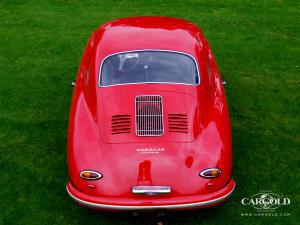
[94,16,205,59]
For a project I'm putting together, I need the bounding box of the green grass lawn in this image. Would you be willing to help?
[0,0,299,224]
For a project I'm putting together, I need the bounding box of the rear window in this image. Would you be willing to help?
[99,50,200,86]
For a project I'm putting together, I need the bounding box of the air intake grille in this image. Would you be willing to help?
[135,95,164,136]
[168,114,188,133]
[111,115,131,135]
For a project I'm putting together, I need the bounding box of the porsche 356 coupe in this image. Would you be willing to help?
[66,16,235,211]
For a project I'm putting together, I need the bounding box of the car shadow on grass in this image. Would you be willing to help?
[86,205,225,225]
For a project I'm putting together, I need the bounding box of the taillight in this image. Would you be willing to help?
[80,170,103,180]
[199,168,222,178]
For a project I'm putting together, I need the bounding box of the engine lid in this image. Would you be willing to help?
[98,89,201,143]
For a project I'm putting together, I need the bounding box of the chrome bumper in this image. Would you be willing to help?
[66,181,235,211]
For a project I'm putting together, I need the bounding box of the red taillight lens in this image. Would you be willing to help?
[80,170,102,180]
[199,168,222,178]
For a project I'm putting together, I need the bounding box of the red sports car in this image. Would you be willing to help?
[66,16,235,211]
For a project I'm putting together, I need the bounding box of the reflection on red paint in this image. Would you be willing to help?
[185,156,194,168]
[137,160,152,185]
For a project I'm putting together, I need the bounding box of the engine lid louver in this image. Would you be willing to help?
[168,114,188,133]
[111,115,131,135]
[135,95,164,136]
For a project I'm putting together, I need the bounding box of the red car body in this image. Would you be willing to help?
[67,16,235,211]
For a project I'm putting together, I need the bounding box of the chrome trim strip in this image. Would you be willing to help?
[66,181,235,210]
[98,49,201,87]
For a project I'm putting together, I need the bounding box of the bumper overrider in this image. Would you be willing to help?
[66,179,235,211]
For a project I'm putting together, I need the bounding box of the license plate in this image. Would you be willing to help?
[132,186,171,195]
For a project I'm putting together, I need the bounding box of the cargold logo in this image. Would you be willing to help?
[241,192,291,210]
